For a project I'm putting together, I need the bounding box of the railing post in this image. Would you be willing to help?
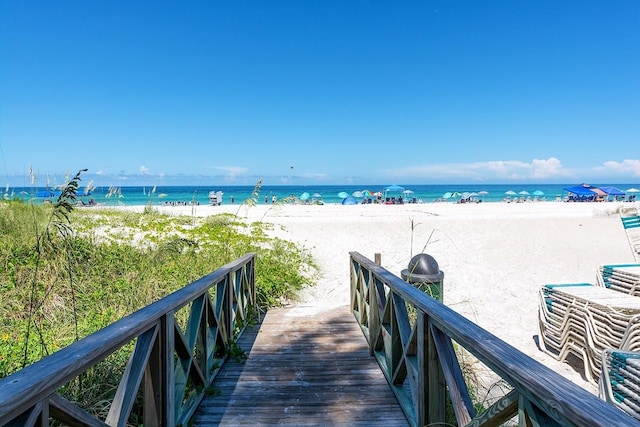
[423,315,446,425]
[225,271,233,348]
[368,253,381,355]
[368,276,377,357]
[164,313,176,426]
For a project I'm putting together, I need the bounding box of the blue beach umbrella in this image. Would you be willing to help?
[505,190,517,196]
[533,190,545,196]
[337,191,349,199]
[442,192,452,199]
[300,192,310,201]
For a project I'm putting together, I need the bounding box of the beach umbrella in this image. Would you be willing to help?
[300,192,310,201]
[442,192,452,199]
[533,190,545,196]
[352,191,364,198]
[361,190,373,197]
[403,189,414,195]
[626,188,640,193]
[519,190,530,196]
[505,190,517,196]
[337,191,349,199]
[312,193,322,198]
[478,190,489,195]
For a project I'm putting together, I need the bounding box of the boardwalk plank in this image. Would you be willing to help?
[192,305,408,426]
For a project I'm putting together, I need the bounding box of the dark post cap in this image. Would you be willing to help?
[401,253,444,284]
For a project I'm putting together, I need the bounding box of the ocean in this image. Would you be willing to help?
[7,183,639,206]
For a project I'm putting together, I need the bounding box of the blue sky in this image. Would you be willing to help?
[1,1,638,187]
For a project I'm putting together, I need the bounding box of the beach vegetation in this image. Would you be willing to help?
[0,173,317,407]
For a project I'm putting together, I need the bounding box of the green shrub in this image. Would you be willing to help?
[0,195,317,379]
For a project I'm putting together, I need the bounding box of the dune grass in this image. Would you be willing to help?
[0,175,317,380]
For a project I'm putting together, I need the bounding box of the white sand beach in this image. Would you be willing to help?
[117,200,638,393]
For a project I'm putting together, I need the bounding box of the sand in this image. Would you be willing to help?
[115,200,639,393]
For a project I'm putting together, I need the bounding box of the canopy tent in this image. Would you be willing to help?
[563,186,596,196]
[599,186,625,196]
[383,184,406,201]
[384,184,405,192]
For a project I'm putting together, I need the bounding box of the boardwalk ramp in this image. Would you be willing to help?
[192,305,408,426]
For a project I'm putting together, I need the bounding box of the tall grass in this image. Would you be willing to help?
[0,176,317,381]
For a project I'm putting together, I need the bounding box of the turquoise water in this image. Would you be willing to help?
[8,183,639,206]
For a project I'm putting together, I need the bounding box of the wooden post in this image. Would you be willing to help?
[374,253,381,265]
[164,314,175,425]
[368,269,377,356]
[145,322,162,426]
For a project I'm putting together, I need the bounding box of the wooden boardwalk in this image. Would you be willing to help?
[192,305,408,426]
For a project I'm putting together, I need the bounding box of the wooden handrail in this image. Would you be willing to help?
[0,253,257,426]
[349,251,640,427]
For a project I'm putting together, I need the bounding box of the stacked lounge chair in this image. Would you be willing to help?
[600,349,640,421]
[620,207,640,262]
[595,263,640,419]
[597,264,640,296]
[538,283,640,382]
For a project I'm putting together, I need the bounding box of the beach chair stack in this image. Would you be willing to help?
[538,283,640,382]
[620,207,640,262]
[600,349,640,421]
[597,264,640,296]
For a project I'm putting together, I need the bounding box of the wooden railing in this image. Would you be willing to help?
[349,251,640,427]
[0,253,257,427]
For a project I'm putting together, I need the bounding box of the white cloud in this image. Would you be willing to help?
[139,165,151,175]
[600,159,640,177]
[530,157,565,179]
[212,166,248,182]
[300,172,328,179]
[382,157,570,182]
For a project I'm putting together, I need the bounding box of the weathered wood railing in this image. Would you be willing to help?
[349,251,640,427]
[0,253,257,427]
